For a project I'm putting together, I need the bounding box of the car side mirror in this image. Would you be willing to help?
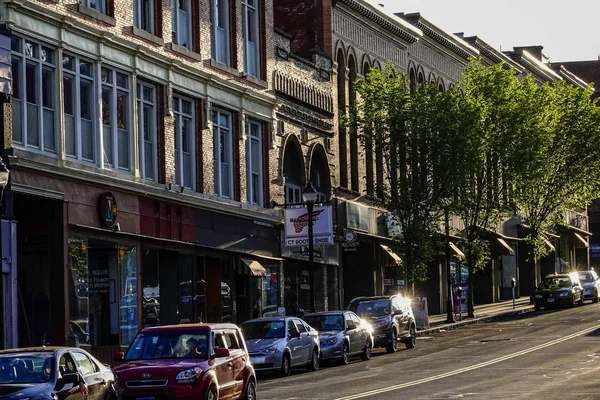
[212,348,230,358]
[62,373,79,385]
[114,352,125,362]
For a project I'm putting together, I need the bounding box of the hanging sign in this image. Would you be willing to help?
[284,206,334,247]
[99,192,118,228]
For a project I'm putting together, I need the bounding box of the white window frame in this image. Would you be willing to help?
[80,0,106,14]
[285,183,302,206]
[246,120,263,206]
[174,95,196,190]
[11,36,57,154]
[99,66,131,172]
[134,0,155,34]
[172,0,192,48]
[242,0,260,77]
[210,0,230,65]
[137,82,157,181]
[213,109,233,198]
[63,54,97,164]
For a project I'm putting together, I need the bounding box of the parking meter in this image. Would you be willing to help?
[511,278,516,309]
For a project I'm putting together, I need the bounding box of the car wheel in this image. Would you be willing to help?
[579,295,585,306]
[244,379,257,400]
[405,324,416,349]
[386,328,398,353]
[340,342,350,365]
[206,385,218,400]
[360,339,372,361]
[308,348,320,371]
[280,353,291,377]
[534,303,541,311]
[593,295,599,304]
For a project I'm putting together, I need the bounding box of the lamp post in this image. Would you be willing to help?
[444,205,455,323]
[0,156,10,350]
[302,181,318,313]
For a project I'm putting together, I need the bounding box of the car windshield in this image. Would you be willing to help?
[240,321,285,339]
[350,300,391,317]
[304,314,344,331]
[578,273,594,283]
[539,277,572,290]
[125,331,209,360]
[0,353,53,384]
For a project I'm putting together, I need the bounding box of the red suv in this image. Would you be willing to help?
[113,323,256,400]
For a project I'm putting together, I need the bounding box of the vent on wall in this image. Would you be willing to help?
[325,137,332,152]
[300,129,308,143]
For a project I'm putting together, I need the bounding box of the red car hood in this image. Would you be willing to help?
[114,359,209,382]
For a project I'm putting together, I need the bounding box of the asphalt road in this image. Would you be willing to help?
[257,303,600,400]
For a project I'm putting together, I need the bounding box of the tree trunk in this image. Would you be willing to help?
[467,264,475,318]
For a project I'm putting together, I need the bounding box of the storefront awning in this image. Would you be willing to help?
[497,238,515,256]
[449,242,465,259]
[380,244,402,266]
[543,237,555,252]
[574,232,589,248]
[241,258,267,277]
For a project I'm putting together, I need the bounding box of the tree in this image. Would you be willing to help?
[351,66,459,289]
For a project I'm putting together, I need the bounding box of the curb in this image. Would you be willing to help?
[416,306,536,336]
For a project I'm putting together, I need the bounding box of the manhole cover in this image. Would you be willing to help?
[479,338,512,343]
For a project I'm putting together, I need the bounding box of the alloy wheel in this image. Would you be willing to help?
[342,342,350,365]
[245,380,256,400]
[207,386,217,400]
[405,325,416,349]
[361,340,372,361]
[281,354,291,377]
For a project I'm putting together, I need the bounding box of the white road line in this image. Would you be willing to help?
[332,324,600,400]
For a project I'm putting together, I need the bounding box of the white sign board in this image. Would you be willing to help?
[284,206,334,247]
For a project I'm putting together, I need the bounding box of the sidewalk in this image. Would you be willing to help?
[417,297,535,336]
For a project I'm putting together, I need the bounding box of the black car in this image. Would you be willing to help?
[534,273,584,310]
[347,295,416,353]
[0,347,117,400]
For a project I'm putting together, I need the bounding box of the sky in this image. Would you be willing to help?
[377,0,598,63]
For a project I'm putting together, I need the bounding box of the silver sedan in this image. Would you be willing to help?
[240,316,320,377]
[304,311,373,365]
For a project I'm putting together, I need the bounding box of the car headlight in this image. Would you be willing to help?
[175,367,202,384]
[261,345,277,354]
[535,295,543,299]
[323,337,338,346]
[559,292,570,297]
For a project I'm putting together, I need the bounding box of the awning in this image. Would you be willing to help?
[449,242,465,259]
[543,237,555,252]
[241,258,267,277]
[574,232,589,248]
[380,244,402,266]
[497,238,515,256]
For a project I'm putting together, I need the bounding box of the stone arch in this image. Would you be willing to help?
[437,77,446,92]
[336,46,348,188]
[409,67,417,93]
[334,40,347,66]
[361,53,371,75]
[373,60,382,71]
[346,46,358,72]
[281,134,306,187]
[417,65,425,85]
[428,71,436,84]
[308,143,332,200]
[347,53,359,192]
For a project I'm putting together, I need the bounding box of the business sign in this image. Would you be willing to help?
[284,206,334,247]
[99,192,118,228]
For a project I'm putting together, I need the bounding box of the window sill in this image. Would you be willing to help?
[209,58,239,77]
[77,4,116,26]
[169,43,202,61]
[131,26,164,46]
[240,72,268,89]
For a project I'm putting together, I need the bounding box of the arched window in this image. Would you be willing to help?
[283,136,305,205]
[310,146,331,202]
[409,68,417,94]
[363,61,374,196]
[337,48,348,188]
[348,54,359,192]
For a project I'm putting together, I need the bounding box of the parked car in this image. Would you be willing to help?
[534,273,584,310]
[240,317,320,377]
[113,323,256,400]
[0,346,117,400]
[348,295,416,353]
[576,270,600,303]
[303,311,373,365]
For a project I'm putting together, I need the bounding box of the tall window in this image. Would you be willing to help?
[210,0,230,65]
[80,0,106,13]
[246,120,262,205]
[213,110,233,198]
[174,96,195,189]
[63,54,96,163]
[172,0,192,48]
[11,37,56,154]
[242,0,259,77]
[137,82,157,180]
[101,68,131,171]
[134,0,155,34]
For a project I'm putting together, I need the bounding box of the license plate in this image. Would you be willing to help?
[547,298,555,303]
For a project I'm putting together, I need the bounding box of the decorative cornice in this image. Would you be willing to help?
[463,36,525,74]
[274,70,334,114]
[337,0,422,44]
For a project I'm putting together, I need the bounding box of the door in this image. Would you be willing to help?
[212,332,234,400]
[391,297,408,337]
[344,313,359,353]
[56,353,84,400]
[71,351,106,400]
[293,319,311,363]
[287,319,303,365]
[349,313,364,353]
[223,329,246,398]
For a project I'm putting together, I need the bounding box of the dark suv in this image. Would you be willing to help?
[113,323,256,400]
[534,273,584,310]
[348,295,416,353]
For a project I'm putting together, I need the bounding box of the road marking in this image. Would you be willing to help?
[332,324,600,400]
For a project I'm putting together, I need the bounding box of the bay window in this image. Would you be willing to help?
[11,37,56,153]
[246,120,263,205]
[137,82,157,180]
[210,0,230,65]
[101,67,131,172]
[172,0,192,48]
[213,110,233,198]
[242,0,260,77]
[134,0,155,34]
[174,96,195,190]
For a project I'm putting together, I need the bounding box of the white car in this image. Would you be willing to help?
[577,270,600,303]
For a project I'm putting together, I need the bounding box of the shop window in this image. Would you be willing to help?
[101,67,131,172]
[210,0,230,65]
[246,120,263,206]
[262,266,278,316]
[172,0,192,48]
[134,0,155,35]
[213,109,233,198]
[283,264,310,316]
[174,96,196,190]
[137,82,157,181]
[11,37,56,154]
[242,0,260,77]
[67,237,138,347]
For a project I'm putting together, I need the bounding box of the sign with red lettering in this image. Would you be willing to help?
[284,206,333,247]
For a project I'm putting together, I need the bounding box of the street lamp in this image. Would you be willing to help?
[302,181,318,313]
[0,156,9,350]
[444,202,455,323]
